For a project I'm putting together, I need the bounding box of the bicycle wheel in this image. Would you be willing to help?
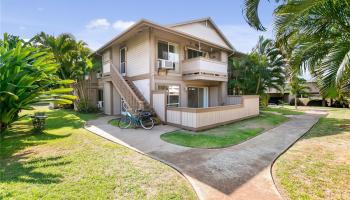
[118,116,132,129]
[140,117,154,130]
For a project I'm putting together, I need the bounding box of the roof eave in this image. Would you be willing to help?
[94,18,235,55]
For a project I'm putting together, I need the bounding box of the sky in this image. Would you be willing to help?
[0,0,279,53]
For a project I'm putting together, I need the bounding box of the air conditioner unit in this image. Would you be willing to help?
[157,59,175,70]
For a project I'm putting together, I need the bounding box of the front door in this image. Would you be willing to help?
[188,87,208,108]
[120,47,126,76]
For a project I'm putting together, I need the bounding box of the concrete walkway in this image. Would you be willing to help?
[85,113,322,200]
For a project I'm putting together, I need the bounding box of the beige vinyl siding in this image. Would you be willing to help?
[166,96,259,130]
[103,82,112,115]
[126,31,150,77]
[111,45,119,71]
[112,87,121,115]
[152,92,166,121]
[171,22,231,49]
[209,86,219,107]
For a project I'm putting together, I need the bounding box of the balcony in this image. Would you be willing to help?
[182,57,228,81]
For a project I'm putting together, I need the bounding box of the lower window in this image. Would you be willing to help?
[157,85,180,107]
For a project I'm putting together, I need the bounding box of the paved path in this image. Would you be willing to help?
[85,113,322,200]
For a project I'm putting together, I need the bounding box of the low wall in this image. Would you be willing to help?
[225,95,242,105]
[166,95,259,131]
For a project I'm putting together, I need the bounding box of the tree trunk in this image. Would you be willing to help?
[255,76,261,95]
[295,94,298,110]
[322,98,326,107]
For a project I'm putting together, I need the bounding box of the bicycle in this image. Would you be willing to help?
[118,108,155,130]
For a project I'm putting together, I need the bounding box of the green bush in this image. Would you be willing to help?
[260,93,270,107]
[77,100,98,113]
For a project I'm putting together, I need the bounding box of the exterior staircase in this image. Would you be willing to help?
[124,79,153,111]
[109,62,153,113]
[110,63,144,112]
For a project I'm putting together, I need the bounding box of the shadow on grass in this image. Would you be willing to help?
[0,109,85,158]
[0,129,70,159]
[0,151,69,184]
[302,117,350,139]
[0,109,96,186]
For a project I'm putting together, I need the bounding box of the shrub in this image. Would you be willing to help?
[77,100,98,113]
[289,98,305,106]
[307,100,324,107]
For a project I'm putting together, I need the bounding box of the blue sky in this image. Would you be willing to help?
[0,0,279,53]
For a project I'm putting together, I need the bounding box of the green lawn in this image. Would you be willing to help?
[161,112,288,148]
[262,106,304,115]
[273,108,350,200]
[0,107,196,200]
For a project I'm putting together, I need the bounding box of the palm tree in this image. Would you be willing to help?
[32,32,94,110]
[229,36,285,97]
[275,0,350,95]
[32,32,92,80]
[0,34,75,137]
[243,0,286,31]
[252,36,286,94]
[289,75,309,109]
[243,0,350,96]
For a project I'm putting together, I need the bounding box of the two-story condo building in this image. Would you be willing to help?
[91,18,259,131]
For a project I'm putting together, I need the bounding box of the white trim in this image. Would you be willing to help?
[188,86,209,108]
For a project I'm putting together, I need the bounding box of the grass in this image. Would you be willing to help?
[161,112,288,148]
[0,107,196,200]
[273,107,350,200]
[262,106,304,115]
[108,118,137,129]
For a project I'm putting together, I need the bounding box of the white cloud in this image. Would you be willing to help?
[219,24,274,53]
[86,18,111,30]
[112,20,135,31]
[77,19,135,50]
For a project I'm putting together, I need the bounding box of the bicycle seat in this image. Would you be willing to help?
[140,111,152,117]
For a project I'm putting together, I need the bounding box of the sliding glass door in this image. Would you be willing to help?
[188,87,208,108]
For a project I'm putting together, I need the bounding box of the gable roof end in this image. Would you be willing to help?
[167,17,235,51]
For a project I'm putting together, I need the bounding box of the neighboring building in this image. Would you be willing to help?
[90,18,259,131]
[267,81,321,105]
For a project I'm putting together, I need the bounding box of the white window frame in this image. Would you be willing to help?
[120,47,127,76]
[188,86,209,108]
[156,84,181,107]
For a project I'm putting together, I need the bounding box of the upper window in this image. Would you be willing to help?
[157,41,179,62]
[187,48,206,59]
[157,41,179,71]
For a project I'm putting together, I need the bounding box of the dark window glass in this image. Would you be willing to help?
[98,89,103,101]
[187,49,203,59]
[169,45,174,53]
[120,48,126,63]
[158,42,168,60]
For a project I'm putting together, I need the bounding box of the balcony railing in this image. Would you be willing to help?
[182,57,228,81]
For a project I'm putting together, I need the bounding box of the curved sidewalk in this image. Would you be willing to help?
[85,113,322,200]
